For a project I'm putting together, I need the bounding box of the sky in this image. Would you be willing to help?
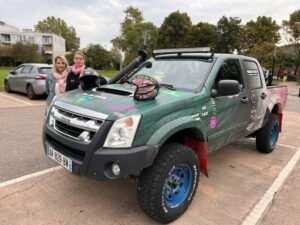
[0,0,299,48]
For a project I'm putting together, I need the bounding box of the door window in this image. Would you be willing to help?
[215,59,244,90]
[244,60,262,89]
[22,65,33,73]
[14,66,24,74]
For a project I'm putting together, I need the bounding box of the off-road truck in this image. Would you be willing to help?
[43,48,287,223]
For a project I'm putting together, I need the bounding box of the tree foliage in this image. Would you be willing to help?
[282,9,300,79]
[242,16,280,52]
[156,11,192,48]
[35,16,80,51]
[83,44,121,70]
[185,22,218,48]
[0,42,44,66]
[215,16,243,53]
[112,6,158,65]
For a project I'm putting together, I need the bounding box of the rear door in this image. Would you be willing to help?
[242,60,267,132]
[207,58,252,151]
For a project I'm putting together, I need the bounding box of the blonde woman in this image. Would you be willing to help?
[45,55,69,105]
[65,51,98,91]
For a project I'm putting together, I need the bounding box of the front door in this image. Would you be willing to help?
[207,59,252,152]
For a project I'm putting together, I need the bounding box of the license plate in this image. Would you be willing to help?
[47,145,72,172]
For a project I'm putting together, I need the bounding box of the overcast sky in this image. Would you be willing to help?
[0,0,299,48]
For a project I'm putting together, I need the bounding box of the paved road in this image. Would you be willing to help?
[0,93,55,182]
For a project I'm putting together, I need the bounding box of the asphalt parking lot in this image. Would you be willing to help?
[0,86,299,225]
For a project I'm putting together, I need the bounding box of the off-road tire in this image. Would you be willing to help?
[256,114,279,153]
[137,143,200,224]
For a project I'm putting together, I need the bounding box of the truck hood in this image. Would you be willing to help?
[54,84,196,121]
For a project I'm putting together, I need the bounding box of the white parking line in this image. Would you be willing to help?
[0,166,62,189]
[277,143,298,149]
[242,147,300,225]
[0,93,33,106]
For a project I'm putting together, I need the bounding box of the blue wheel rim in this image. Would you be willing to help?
[164,163,192,208]
[270,122,279,146]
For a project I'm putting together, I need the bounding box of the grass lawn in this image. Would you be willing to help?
[0,67,118,91]
[96,70,118,79]
[0,67,12,91]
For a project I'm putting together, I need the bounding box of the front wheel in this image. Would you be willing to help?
[256,114,279,153]
[4,80,11,93]
[137,143,199,224]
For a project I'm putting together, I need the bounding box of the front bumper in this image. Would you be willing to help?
[43,120,158,181]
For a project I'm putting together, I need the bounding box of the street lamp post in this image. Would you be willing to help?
[270,45,277,85]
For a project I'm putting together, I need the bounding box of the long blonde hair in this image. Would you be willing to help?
[53,55,69,73]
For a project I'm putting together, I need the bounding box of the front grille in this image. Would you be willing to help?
[49,106,102,142]
[46,134,85,162]
[55,120,84,137]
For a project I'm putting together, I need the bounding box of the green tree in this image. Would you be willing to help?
[242,16,279,52]
[112,6,144,51]
[109,47,122,70]
[35,16,80,51]
[9,42,43,65]
[282,9,300,79]
[216,16,243,53]
[84,44,111,70]
[185,22,218,48]
[112,6,158,65]
[247,42,276,69]
[156,11,192,48]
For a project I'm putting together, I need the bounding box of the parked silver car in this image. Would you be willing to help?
[4,63,52,99]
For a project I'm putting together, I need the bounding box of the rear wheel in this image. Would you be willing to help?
[137,143,199,224]
[256,114,279,153]
[4,80,11,93]
[27,84,37,100]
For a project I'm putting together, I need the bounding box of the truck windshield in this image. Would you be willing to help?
[127,58,212,91]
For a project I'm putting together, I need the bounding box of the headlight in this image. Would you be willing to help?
[104,115,141,148]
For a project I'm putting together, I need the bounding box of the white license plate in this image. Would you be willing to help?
[47,146,73,172]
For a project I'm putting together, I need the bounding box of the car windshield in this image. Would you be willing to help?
[38,67,52,75]
[127,58,212,91]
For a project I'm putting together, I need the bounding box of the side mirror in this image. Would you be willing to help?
[216,80,240,97]
[10,70,17,75]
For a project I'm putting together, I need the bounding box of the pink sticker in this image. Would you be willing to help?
[210,116,217,128]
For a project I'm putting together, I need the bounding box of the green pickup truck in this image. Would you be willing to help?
[43,48,287,223]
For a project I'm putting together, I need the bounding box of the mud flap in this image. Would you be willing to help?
[184,137,208,177]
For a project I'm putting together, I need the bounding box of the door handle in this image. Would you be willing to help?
[261,92,267,99]
[241,97,249,103]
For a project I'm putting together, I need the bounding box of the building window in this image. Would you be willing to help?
[28,36,34,42]
[1,34,11,42]
[43,36,52,44]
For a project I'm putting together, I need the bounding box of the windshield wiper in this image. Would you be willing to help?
[159,83,176,90]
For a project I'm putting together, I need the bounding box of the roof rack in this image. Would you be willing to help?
[153,47,214,59]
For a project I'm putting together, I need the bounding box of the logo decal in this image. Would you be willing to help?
[210,116,217,128]
[75,95,94,103]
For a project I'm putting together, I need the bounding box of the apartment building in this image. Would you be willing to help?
[0,21,65,60]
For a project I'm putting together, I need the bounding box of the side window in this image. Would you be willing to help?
[215,59,244,88]
[15,66,24,74]
[22,65,33,73]
[244,60,262,89]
